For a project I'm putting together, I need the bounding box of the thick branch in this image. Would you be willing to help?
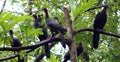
[26,38,65,62]
[0,37,67,62]
[34,38,70,62]
[0,35,52,51]
[0,0,7,14]
[74,28,120,38]
[0,54,19,61]
[26,37,62,53]
[1,28,120,51]
[63,7,77,62]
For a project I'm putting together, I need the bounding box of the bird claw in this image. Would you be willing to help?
[97,29,106,32]
[102,29,106,31]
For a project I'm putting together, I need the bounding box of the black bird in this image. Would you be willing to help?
[53,16,66,48]
[43,8,66,48]
[33,14,43,29]
[43,8,66,35]
[82,52,89,61]
[63,43,83,62]
[93,5,108,49]
[8,30,22,53]
[33,14,50,58]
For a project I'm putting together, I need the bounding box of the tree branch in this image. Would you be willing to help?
[74,4,112,21]
[0,37,67,62]
[85,4,108,12]
[0,35,53,51]
[0,54,19,61]
[25,38,64,62]
[63,7,77,62]
[0,28,120,52]
[74,28,120,38]
[34,38,70,62]
[0,0,7,14]
[34,42,57,62]
[26,37,62,53]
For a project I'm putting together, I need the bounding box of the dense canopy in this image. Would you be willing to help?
[0,0,120,62]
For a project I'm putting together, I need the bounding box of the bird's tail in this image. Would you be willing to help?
[63,52,70,62]
[38,35,50,58]
[59,31,66,48]
[93,31,100,49]
[44,43,50,58]
[60,35,66,48]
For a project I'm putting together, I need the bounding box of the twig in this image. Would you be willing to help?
[85,4,108,12]
[74,4,111,21]
[63,7,77,62]
[0,0,7,14]
[74,28,120,38]
[0,54,19,61]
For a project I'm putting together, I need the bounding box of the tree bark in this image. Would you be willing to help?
[63,7,77,62]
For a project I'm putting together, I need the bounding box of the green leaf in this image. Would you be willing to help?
[73,0,97,21]
[27,28,43,37]
[51,0,58,5]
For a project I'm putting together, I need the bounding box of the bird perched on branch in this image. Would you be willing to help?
[8,30,22,53]
[43,8,66,35]
[43,8,66,48]
[63,42,83,62]
[93,5,108,49]
[33,14,50,58]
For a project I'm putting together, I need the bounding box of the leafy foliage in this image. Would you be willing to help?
[0,0,120,62]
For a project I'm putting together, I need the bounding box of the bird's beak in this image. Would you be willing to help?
[43,11,46,16]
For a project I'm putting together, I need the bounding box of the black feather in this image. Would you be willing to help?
[33,14,50,58]
[63,43,83,62]
[93,5,108,49]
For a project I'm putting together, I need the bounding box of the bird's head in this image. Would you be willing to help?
[37,14,43,22]
[32,14,37,20]
[104,4,108,10]
[8,30,13,36]
[43,8,48,15]
[78,42,82,46]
